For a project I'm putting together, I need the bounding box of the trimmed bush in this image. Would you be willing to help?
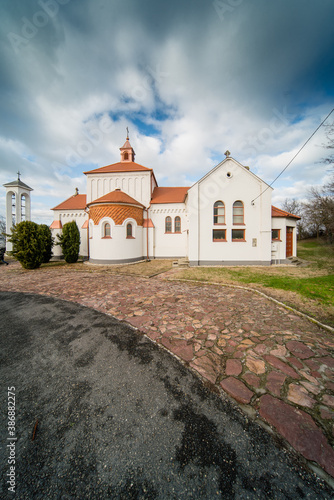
[8,221,48,269]
[57,220,80,263]
[39,224,54,263]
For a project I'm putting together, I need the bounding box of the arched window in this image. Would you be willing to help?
[233,201,244,224]
[123,152,128,160]
[11,193,16,225]
[165,216,172,233]
[103,223,111,238]
[126,223,133,238]
[214,201,225,224]
[21,194,26,221]
[175,216,181,233]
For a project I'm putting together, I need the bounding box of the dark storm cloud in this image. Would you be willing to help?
[0,0,333,220]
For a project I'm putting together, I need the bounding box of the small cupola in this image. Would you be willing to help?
[120,129,135,162]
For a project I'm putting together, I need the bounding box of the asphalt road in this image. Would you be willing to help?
[0,292,332,499]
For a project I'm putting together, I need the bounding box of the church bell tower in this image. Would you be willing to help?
[3,172,33,251]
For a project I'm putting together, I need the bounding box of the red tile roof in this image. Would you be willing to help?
[150,187,189,204]
[143,218,154,228]
[88,189,145,208]
[51,194,87,211]
[84,161,152,174]
[120,139,132,150]
[271,206,301,219]
[50,220,62,229]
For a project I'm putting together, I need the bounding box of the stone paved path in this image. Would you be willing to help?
[1,262,334,483]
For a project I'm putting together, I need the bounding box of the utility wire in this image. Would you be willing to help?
[251,107,334,204]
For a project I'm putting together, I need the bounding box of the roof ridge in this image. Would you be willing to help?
[84,160,152,175]
[88,189,145,208]
[51,193,87,211]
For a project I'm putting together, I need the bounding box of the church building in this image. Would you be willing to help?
[50,135,300,266]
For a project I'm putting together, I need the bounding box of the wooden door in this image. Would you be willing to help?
[286,227,293,257]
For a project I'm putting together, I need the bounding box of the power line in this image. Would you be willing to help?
[251,107,334,204]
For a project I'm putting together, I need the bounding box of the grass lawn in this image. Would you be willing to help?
[175,239,334,328]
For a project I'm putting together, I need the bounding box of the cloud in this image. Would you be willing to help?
[0,0,333,224]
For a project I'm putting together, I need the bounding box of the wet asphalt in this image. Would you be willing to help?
[0,292,332,499]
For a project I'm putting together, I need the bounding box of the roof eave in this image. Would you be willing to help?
[87,201,144,209]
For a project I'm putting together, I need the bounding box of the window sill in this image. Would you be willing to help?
[126,236,135,239]
[232,239,246,242]
[102,236,112,239]
[213,223,226,226]
[213,240,227,242]
[272,239,282,242]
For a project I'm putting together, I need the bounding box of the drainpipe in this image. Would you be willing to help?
[87,223,90,261]
[85,207,90,261]
[146,207,150,261]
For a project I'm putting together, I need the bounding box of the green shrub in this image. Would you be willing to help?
[8,221,49,269]
[39,224,54,263]
[57,220,80,263]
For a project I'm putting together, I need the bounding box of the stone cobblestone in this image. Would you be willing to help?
[1,262,334,479]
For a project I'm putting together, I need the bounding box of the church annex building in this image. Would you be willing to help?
[50,135,300,266]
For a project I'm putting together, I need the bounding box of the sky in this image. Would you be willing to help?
[0,0,334,225]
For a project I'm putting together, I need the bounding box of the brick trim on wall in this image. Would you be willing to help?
[89,204,144,226]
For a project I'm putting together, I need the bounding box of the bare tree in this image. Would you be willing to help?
[0,215,6,246]
[302,188,325,238]
[281,171,334,242]
[281,198,302,216]
[302,184,334,243]
[281,120,334,241]
[281,198,306,239]
[322,122,334,170]
[323,176,334,196]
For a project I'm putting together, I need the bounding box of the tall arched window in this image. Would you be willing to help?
[21,194,26,221]
[165,216,172,233]
[233,201,244,224]
[214,201,225,224]
[103,223,111,238]
[123,152,129,160]
[11,193,16,225]
[126,223,133,238]
[175,216,181,233]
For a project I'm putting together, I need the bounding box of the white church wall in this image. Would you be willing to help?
[88,220,144,264]
[86,171,152,207]
[142,227,155,259]
[188,158,273,265]
[149,203,188,258]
